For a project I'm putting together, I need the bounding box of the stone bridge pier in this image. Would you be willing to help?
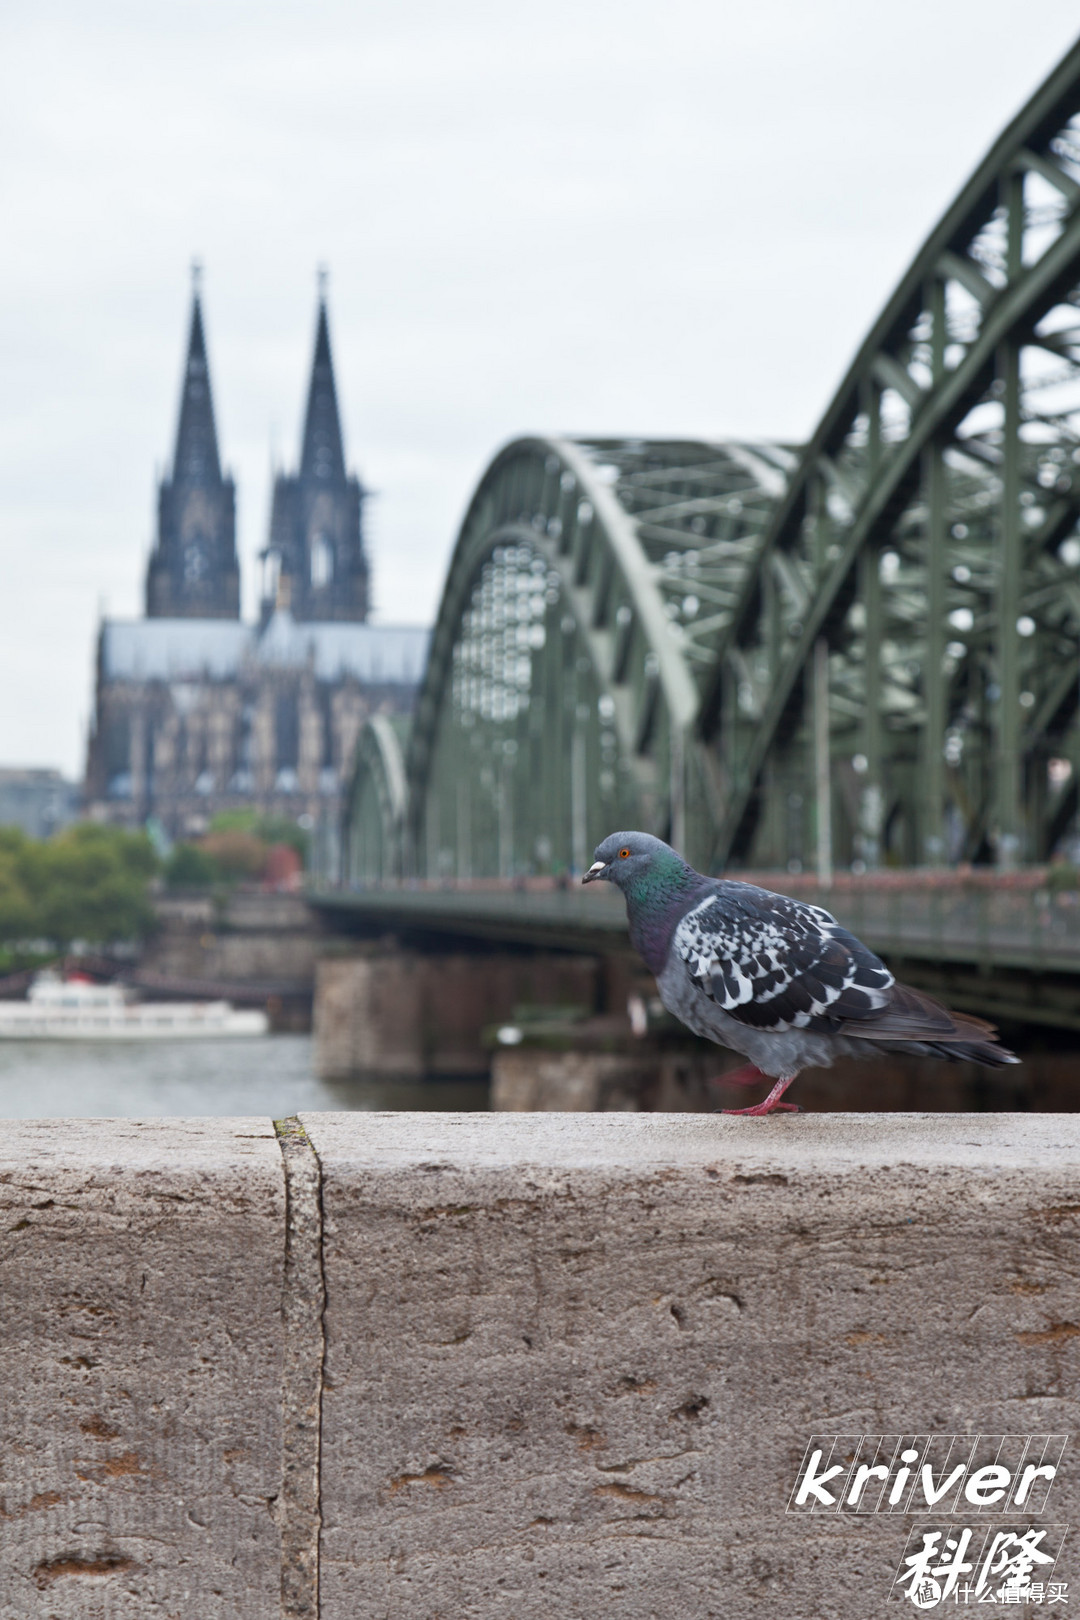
[312,939,635,1083]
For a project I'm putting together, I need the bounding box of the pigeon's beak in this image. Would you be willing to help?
[582,860,608,885]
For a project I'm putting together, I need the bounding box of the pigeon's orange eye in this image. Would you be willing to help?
[619,847,631,858]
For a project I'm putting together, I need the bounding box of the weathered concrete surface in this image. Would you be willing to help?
[276,1117,326,1620]
[301,1111,1080,1619]
[0,1119,285,1619]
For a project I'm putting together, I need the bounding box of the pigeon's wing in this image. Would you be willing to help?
[672,883,896,1034]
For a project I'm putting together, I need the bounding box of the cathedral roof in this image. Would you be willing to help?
[100,616,430,686]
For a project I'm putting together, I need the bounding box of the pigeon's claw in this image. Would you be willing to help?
[723,1100,802,1115]
[721,1077,798,1116]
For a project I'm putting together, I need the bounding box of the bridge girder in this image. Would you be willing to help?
[403,436,797,877]
[345,435,789,881]
[699,37,1080,872]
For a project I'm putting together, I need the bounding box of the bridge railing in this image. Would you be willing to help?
[759,871,1080,972]
[310,865,1080,972]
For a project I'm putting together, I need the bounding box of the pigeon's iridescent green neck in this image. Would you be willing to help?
[621,848,701,974]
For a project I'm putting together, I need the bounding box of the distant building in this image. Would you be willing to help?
[262,298,370,625]
[86,277,428,838]
[144,289,240,620]
[0,769,80,840]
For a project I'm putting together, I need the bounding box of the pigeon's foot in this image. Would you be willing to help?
[722,1078,800,1116]
[710,1062,767,1088]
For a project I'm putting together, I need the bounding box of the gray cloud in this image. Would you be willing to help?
[0,0,1077,772]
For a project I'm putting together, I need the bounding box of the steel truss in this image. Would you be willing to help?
[344,38,1080,882]
[344,437,789,878]
[701,38,1080,872]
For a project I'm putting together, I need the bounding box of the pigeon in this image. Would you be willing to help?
[582,830,1019,1115]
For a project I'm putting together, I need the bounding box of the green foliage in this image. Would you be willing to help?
[208,810,310,861]
[164,843,218,889]
[0,946,55,975]
[164,815,309,892]
[199,831,268,880]
[0,823,160,947]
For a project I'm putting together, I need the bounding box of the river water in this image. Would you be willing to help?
[0,1035,489,1119]
[0,1032,1072,1119]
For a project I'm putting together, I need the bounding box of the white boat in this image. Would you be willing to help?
[0,972,269,1040]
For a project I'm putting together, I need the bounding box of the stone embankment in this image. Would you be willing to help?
[139,890,322,1028]
[2,1113,1077,1616]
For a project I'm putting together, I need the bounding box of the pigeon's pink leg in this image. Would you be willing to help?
[709,1062,767,1088]
[722,1077,800,1116]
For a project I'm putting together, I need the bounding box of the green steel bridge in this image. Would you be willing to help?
[328,38,1080,1013]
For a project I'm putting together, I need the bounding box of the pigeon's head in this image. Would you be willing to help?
[582,830,690,895]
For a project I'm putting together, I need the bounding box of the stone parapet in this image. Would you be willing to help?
[2,1113,1079,1616]
[0,1118,285,1618]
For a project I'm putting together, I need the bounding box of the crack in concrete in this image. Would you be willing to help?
[274,1116,327,1620]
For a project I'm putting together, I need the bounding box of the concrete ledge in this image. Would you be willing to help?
[302,1112,1080,1618]
[3,1113,1080,1616]
[0,1118,285,1617]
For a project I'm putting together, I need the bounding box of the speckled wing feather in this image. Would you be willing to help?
[672,882,898,1033]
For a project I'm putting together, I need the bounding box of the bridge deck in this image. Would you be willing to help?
[312,875,1080,974]
[312,882,629,954]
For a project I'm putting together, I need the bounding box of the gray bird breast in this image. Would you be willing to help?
[654,955,864,1082]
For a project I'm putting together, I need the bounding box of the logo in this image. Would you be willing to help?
[788,1435,1070,1610]
[894,1523,1069,1607]
[788,1435,1067,1515]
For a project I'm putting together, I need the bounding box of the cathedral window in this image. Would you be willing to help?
[311,534,334,588]
[104,716,131,798]
[263,550,282,602]
[184,541,208,583]
[275,693,300,769]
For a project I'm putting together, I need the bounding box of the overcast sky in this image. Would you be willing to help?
[1,2,1079,776]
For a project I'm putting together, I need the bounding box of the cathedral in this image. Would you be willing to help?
[84,279,428,839]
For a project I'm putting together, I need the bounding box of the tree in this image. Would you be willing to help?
[0,824,160,947]
[209,810,310,863]
[0,830,35,943]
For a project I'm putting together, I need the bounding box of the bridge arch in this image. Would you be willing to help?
[354,436,790,881]
[341,714,409,882]
[700,38,1080,872]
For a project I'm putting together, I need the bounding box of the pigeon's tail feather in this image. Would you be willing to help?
[919,1038,1021,1068]
[839,980,1019,1067]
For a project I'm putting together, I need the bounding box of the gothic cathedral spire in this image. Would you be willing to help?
[146,269,240,619]
[299,294,347,485]
[261,275,369,624]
